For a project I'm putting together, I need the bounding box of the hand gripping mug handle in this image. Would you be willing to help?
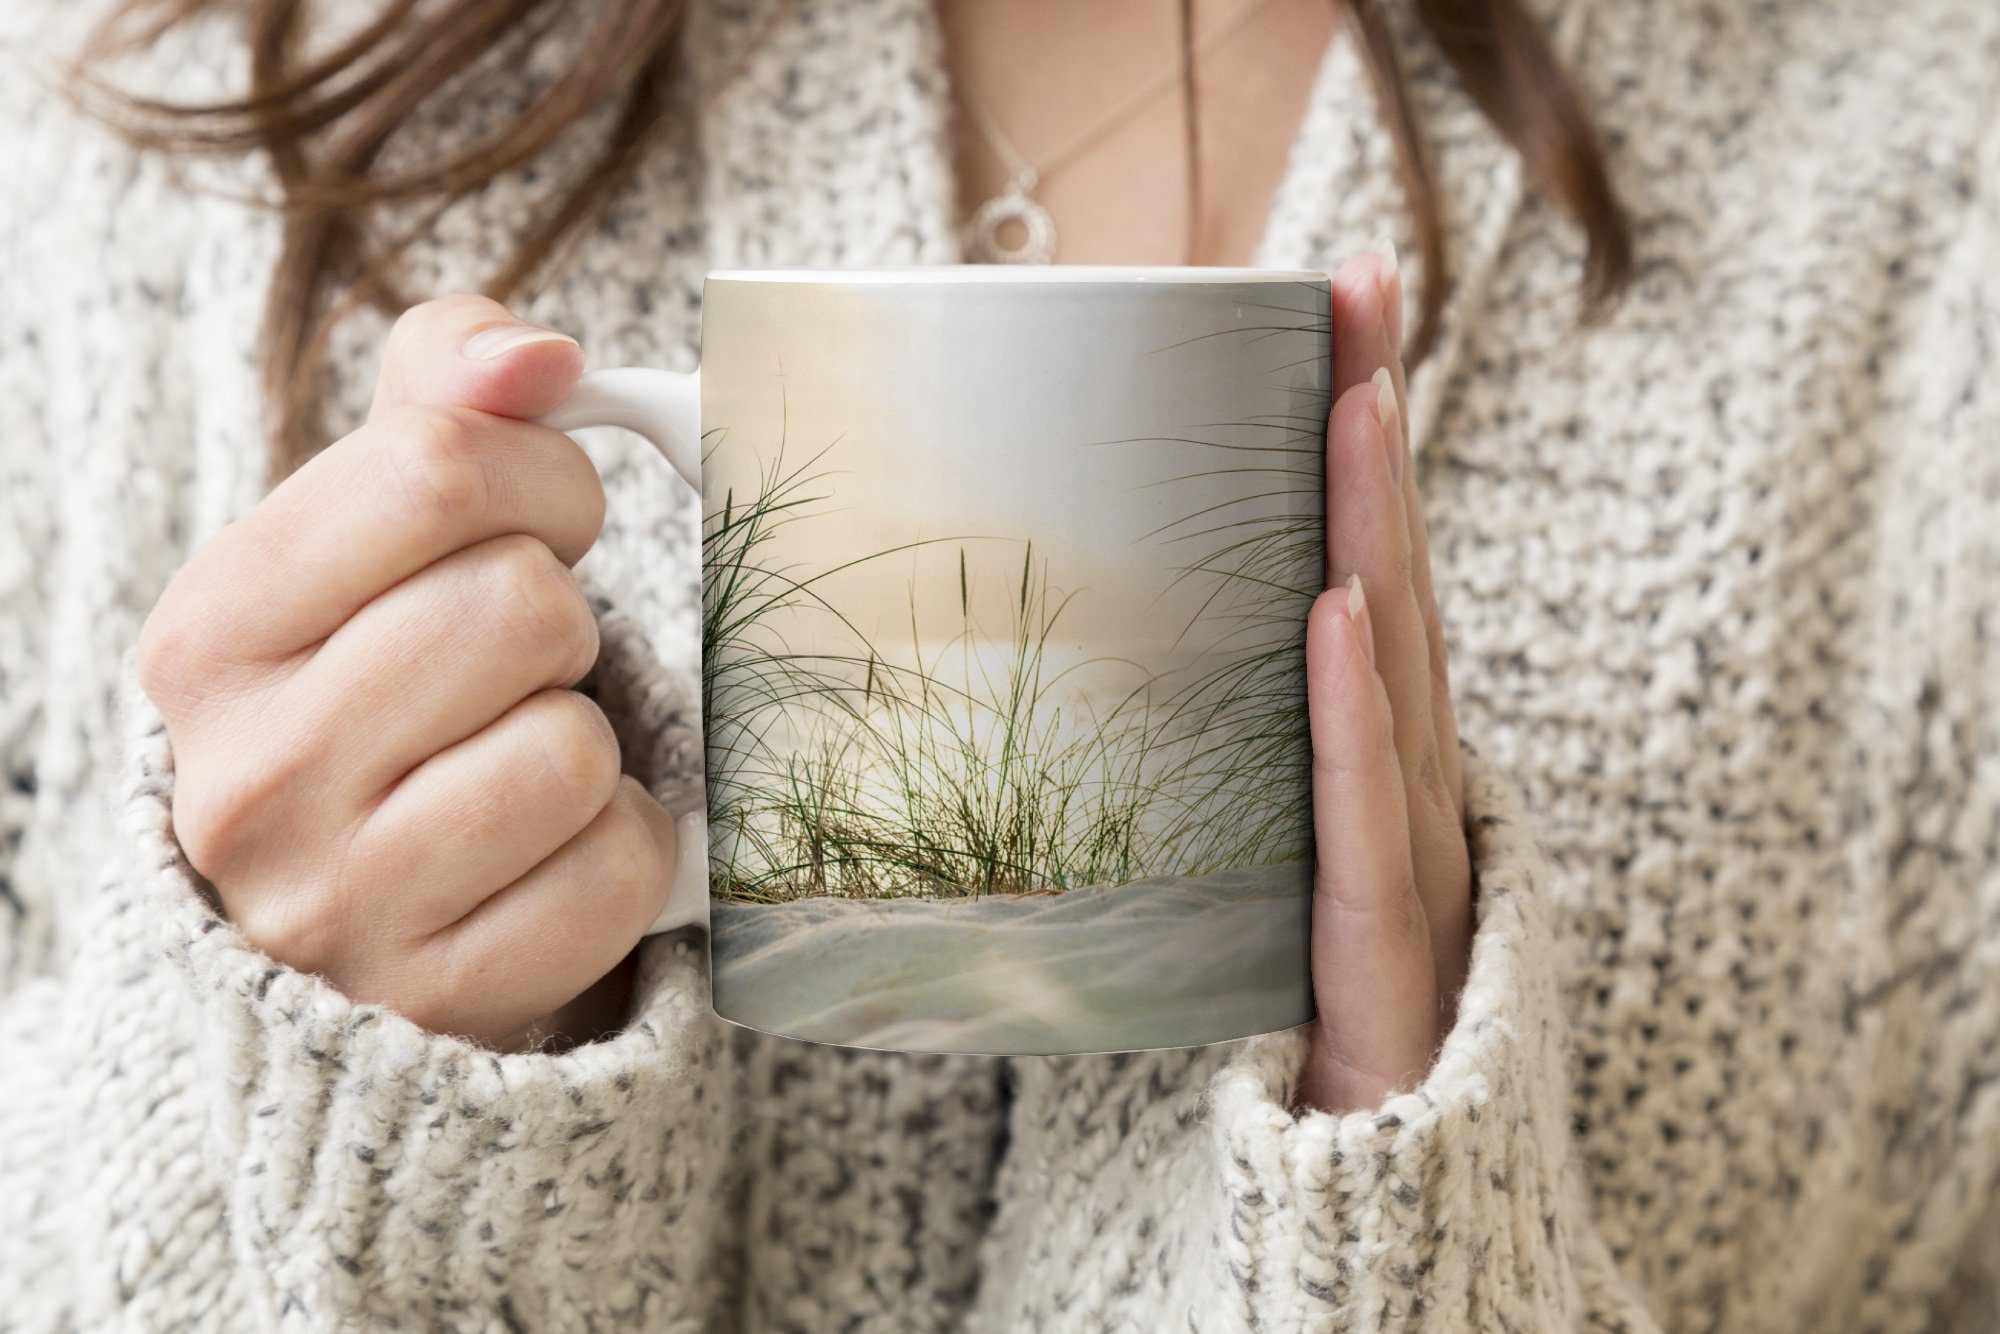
[538,367,708,935]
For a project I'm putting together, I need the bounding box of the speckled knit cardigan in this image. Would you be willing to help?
[3,0,1998,1329]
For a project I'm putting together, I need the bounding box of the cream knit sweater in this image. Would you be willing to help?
[4,0,1998,1329]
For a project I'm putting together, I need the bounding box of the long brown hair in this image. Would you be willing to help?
[71,0,1631,469]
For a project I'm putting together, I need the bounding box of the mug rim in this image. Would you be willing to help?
[706,265,1324,286]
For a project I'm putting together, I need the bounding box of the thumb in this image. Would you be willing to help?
[368,293,585,423]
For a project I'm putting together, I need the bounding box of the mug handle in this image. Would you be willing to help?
[538,367,709,936]
[540,367,703,491]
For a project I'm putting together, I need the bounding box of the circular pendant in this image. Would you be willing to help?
[966,185,1056,264]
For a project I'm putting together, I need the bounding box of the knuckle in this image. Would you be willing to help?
[386,294,495,358]
[1392,879,1432,945]
[1321,860,1428,947]
[172,746,305,881]
[592,780,668,917]
[135,596,199,704]
[1386,542,1417,594]
[383,302,436,362]
[570,459,609,540]
[1375,871,1431,946]
[230,887,343,973]
[373,967,468,1038]
[363,979,458,1040]
[1409,741,1465,837]
[1311,704,1397,790]
[170,784,236,877]
[135,549,242,706]
[380,403,490,522]
[1411,743,1452,810]
[526,690,622,818]
[491,537,597,673]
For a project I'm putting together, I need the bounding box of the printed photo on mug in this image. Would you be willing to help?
[548,267,1331,1055]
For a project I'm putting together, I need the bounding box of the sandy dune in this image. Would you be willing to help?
[709,861,1313,1055]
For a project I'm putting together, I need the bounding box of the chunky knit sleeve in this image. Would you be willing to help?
[970,754,1658,1333]
[1197,759,1656,1330]
[0,609,748,1330]
[0,328,52,996]
[0,7,64,992]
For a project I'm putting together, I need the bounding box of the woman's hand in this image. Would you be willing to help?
[137,295,677,1052]
[1297,249,1473,1114]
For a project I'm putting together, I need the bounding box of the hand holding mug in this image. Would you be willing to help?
[137,296,684,1052]
[1297,249,1472,1112]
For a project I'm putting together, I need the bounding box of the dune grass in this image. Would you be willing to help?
[703,297,1328,904]
[707,509,1168,902]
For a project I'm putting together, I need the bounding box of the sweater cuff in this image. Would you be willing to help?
[1206,752,1616,1331]
[107,597,732,1327]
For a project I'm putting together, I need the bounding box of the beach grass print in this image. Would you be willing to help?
[700,284,1329,906]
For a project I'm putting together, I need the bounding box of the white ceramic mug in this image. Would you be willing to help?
[542,266,1330,1056]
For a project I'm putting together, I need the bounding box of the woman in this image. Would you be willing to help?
[1,0,1994,1328]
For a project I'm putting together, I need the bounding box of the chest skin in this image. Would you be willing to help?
[936,0,1334,268]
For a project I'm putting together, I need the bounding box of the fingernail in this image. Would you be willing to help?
[1346,574,1376,668]
[463,324,579,361]
[1369,238,1402,347]
[1368,237,1400,303]
[1372,366,1405,486]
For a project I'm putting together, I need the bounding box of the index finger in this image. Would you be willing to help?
[166,403,606,668]
[160,294,606,670]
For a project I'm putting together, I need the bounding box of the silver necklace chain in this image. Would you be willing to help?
[957,0,1280,264]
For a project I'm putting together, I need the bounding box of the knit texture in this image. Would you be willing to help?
[4,0,1999,1329]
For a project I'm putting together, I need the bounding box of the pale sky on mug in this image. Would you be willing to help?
[699,277,1328,691]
